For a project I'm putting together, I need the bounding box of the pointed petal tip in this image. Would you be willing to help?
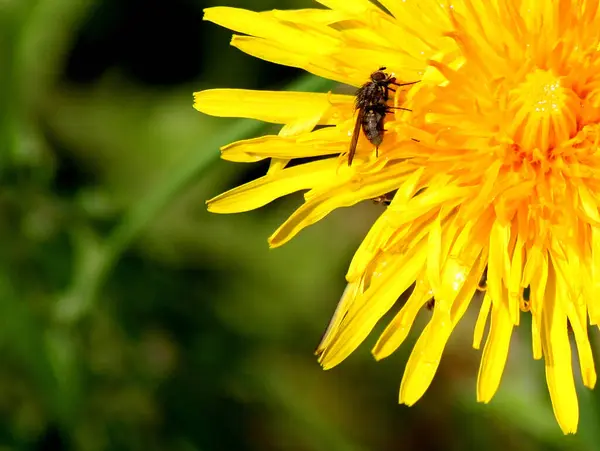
[202,6,226,21]
[476,393,492,404]
[317,357,336,371]
[193,89,246,117]
[585,372,597,390]
[399,375,428,407]
[267,237,286,249]
[559,423,578,435]
[268,231,289,249]
[192,91,208,113]
[579,359,597,389]
[398,393,416,407]
[371,351,386,362]
[206,199,244,214]
[371,340,399,361]
[205,200,222,213]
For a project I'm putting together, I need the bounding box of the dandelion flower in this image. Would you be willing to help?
[193,0,600,434]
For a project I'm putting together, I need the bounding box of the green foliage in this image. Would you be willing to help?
[0,0,598,450]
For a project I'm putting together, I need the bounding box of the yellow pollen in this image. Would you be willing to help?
[507,69,579,155]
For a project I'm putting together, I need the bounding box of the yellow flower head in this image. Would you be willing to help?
[193,0,600,434]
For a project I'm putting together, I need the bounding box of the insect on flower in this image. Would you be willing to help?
[371,190,396,205]
[348,67,418,166]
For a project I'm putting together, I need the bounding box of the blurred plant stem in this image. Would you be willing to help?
[18,0,96,105]
[0,0,94,167]
[54,74,336,323]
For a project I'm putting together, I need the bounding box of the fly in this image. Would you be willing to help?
[348,67,418,166]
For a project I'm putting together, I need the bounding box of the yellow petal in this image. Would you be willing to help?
[203,7,339,54]
[267,8,350,26]
[473,292,491,350]
[267,158,289,174]
[400,250,483,405]
[477,295,513,403]
[379,0,453,38]
[577,184,600,224]
[386,183,470,228]
[508,234,524,313]
[220,129,345,163]
[316,280,362,355]
[231,36,359,85]
[487,220,514,322]
[266,103,337,175]
[372,280,432,360]
[269,162,420,248]
[207,158,336,213]
[320,238,428,369]
[345,209,405,281]
[426,211,443,296]
[542,264,579,435]
[550,243,597,389]
[399,319,451,406]
[314,0,381,17]
[590,226,600,325]
[529,249,548,360]
[193,89,352,125]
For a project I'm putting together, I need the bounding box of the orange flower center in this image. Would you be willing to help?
[507,69,580,156]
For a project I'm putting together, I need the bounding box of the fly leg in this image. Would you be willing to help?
[385,106,411,112]
[389,80,420,88]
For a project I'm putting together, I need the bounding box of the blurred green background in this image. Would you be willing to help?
[1,0,600,449]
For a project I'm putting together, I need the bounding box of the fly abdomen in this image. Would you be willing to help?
[362,108,385,146]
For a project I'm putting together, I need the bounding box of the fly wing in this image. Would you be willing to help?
[348,108,364,166]
[354,84,366,109]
